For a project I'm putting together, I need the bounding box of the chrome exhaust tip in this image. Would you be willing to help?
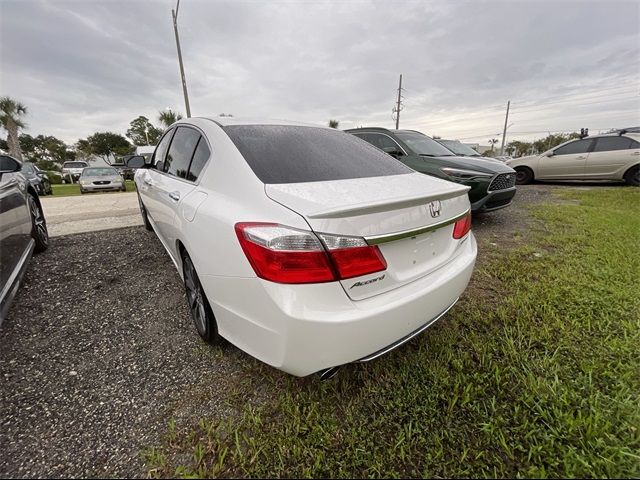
[317,366,341,380]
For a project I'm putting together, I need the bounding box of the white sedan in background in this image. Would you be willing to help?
[507,131,640,185]
[127,118,477,378]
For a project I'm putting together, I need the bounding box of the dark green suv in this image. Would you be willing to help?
[346,128,517,213]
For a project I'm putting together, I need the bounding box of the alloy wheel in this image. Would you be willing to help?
[183,256,207,336]
[29,196,49,248]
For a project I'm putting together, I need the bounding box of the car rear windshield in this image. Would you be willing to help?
[223,125,412,184]
[82,168,117,176]
[64,162,88,168]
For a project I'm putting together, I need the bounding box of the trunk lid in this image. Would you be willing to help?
[266,172,471,300]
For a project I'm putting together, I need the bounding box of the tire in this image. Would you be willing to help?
[80,189,86,194]
[182,252,219,344]
[624,165,639,186]
[137,193,153,231]
[28,195,49,253]
[515,167,534,185]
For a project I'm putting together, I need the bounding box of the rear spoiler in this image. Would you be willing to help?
[306,185,469,219]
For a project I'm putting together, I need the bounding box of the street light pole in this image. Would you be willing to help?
[172,0,191,118]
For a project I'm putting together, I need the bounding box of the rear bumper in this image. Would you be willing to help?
[201,233,477,376]
[471,187,516,213]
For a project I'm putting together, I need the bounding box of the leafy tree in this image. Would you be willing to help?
[76,132,132,164]
[0,96,27,159]
[126,116,163,146]
[19,133,75,170]
[158,109,183,128]
[506,140,533,157]
[328,119,339,129]
[0,137,8,152]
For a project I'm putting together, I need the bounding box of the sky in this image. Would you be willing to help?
[1,0,639,146]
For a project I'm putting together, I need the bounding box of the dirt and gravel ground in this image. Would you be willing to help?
[0,184,572,477]
[41,192,142,237]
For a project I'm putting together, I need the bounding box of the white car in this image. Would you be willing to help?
[61,160,89,183]
[127,118,477,377]
[507,132,640,185]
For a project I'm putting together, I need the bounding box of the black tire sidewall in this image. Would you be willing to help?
[624,166,639,186]
[137,193,153,231]
[515,167,533,185]
[29,195,49,253]
[182,254,219,344]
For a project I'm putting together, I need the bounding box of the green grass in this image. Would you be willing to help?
[50,180,136,197]
[144,187,640,478]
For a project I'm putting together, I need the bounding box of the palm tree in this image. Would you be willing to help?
[328,119,339,129]
[0,96,27,160]
[488,138,499,153]
[158,109,183,128]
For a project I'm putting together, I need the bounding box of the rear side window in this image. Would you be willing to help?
[592,136,634,152]
[224,125,412,184]
[165,127,200,178]
[554,139,593,155]
[186,139,210,182]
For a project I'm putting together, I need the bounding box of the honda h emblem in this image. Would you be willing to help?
[429,200,441,218]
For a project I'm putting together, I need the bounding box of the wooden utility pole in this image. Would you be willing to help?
[500,100,510,155]
[395,74,403,129]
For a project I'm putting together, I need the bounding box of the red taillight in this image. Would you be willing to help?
[452,212,472,239]
[235,223,387,284]
[325,246,386,280]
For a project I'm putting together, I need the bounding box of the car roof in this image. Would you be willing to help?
[196,117,329,129]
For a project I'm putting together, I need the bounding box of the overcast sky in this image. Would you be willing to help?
[1,0,639,146]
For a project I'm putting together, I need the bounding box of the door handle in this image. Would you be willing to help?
[632,151,640,156]
[168,191,180,202]
[576,155,586,159]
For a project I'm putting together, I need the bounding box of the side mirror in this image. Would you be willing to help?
[0,156,21,173]
[545,151,554,157]
[125,155,147,169]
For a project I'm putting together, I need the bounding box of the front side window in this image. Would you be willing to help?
[394,132,455,157]
[224,125,412,184]
[366,133,404,154]
[592,136,634,152]
[553,139,593,156]
[0,156,19,172]
[153,129,175,171]
[164,127,201,179]
[186,138,210,182]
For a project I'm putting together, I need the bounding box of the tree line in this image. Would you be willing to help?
[0,95,183,171]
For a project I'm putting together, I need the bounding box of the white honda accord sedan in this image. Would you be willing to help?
[127,118,477,377]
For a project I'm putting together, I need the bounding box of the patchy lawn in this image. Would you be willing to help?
[51,180,136,197]
[145,187,639,478]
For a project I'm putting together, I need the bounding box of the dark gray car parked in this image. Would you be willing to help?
[21,162,52,196]
[0,155,49,324]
